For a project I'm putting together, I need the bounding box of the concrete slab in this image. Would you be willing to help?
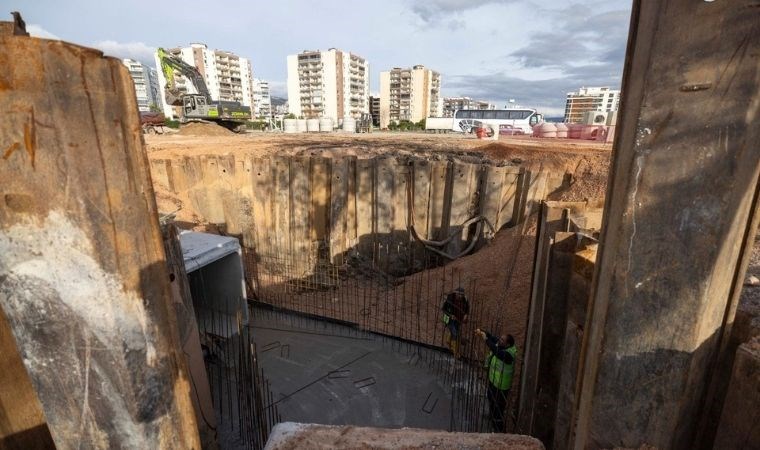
[264,422,545,450]
[179,230,242,272]
[250,307,480,432]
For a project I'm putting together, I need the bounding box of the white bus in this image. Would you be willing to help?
[451,108,543,135]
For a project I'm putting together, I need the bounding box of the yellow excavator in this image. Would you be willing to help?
[157,48,251,132]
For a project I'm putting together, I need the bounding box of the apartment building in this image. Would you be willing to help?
[273,101,289,116]
[442,97,493,117]
[253,78,272,118]
[286,49,370,122]
[154,43,254,118]
[369,96,381,127]
[379,65,442,129]
[563,86,620,123]
[122,59,162,112]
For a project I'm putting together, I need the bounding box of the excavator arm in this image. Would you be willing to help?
[157,47,210,105]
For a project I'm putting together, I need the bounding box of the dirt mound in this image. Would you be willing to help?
[473,140,609,171]
[177,121,234,136]
[547,156,610,202]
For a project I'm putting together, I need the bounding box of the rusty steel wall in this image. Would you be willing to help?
[150,154,559,276]
[0,34,201,448]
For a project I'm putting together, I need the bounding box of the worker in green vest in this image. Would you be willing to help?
[475,328,516,432]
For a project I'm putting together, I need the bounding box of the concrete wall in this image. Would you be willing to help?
[0,32,201,448]
[713,336,760,448]
[161,225,218,448]
[150,155,561,276]
[552,238,597,449]
[188,252,246,336]
[0,312,54,448]
[517,201,602,447]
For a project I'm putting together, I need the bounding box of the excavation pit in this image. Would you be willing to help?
[149,132,611,436]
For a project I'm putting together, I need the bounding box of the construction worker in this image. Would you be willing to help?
[475,328,516,432]
[441,287,469,358]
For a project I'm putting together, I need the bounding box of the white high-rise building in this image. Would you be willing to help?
[379,65,442,129]
[122,59,162,112]
[442,97,493,117]
[154,43,254,118]
[286,49,370,122]
[253,79,272,118]
[564,87,620,123]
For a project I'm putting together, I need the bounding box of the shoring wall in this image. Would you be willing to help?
[150,155,562,275]
[516,201,602,447]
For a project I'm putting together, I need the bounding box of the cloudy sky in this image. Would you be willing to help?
[8,0,632,116]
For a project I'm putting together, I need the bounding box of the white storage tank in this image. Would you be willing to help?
[555,122,569,138]
[306,118,320,132]
[296,119,308,133]
[568,123,583,139]
[539,122,557,138]
[531,122,543,137]
[283,119,297,134]
[319,117,333,132]
[342,116,356,133]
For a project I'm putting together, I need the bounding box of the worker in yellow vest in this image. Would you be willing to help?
[475,328,516,432]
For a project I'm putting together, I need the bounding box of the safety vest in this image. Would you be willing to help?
[442,296,466,324]
[486,345,517,391]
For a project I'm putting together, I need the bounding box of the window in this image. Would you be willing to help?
[509,110,531,120]
[483,110,497,120]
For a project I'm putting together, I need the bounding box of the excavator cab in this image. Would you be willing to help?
[183,95,211,118]
[183,96,195,116]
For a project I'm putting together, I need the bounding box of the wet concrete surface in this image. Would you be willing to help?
[250,306,479,431]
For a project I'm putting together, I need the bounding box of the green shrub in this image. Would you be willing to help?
[246,120,269,131]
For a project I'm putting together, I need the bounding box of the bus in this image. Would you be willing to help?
[451,108,543,135]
